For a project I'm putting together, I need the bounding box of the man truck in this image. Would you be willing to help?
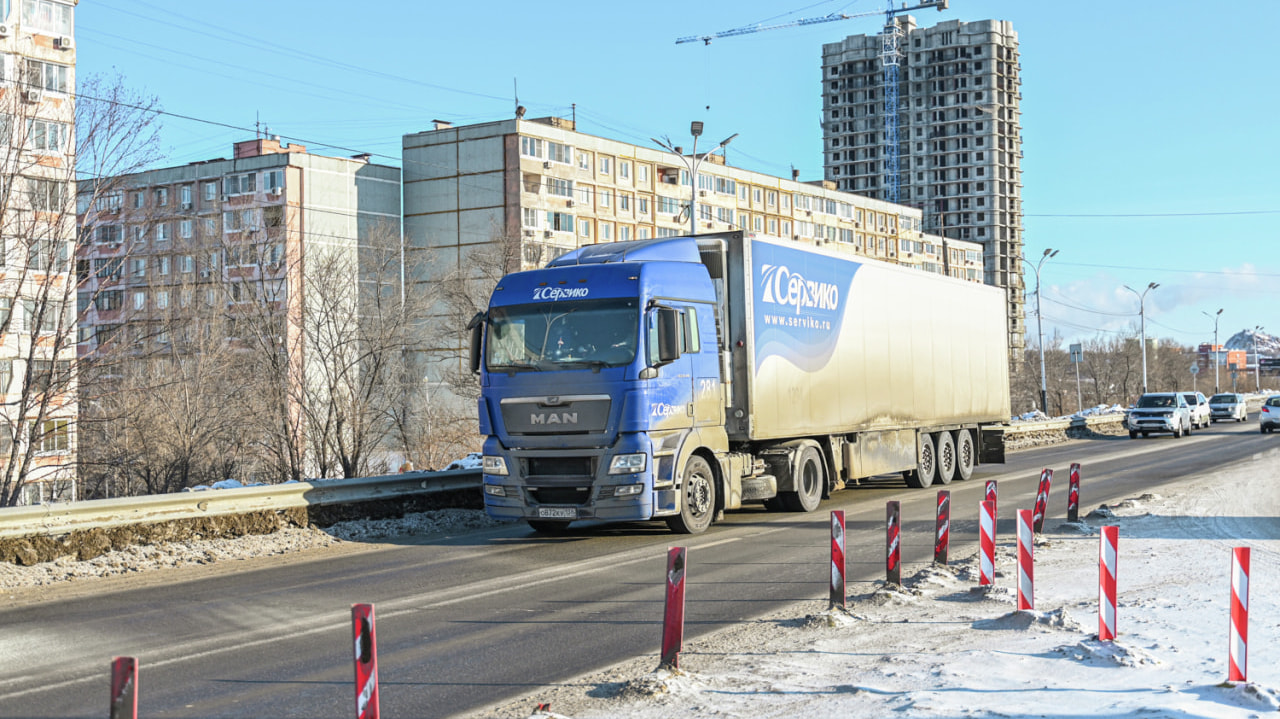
[469,231,1010,534]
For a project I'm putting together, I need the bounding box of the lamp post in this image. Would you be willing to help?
[651,123,738,236]
[1255,325,1265,393]
[1203,308,1223,394]
[1123,282,1159,395]
[1021,248,1057,415]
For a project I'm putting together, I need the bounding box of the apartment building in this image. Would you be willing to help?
[0,0,78,506]
[402,115,983,393]
[822,17,1024,358]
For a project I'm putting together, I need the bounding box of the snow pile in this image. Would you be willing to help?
[1073,403,1125,418]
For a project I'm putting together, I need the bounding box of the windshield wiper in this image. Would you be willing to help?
[489,361,543,374]
[552,359,611,372]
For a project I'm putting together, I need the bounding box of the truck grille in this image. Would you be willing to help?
[527,456,594,477]
[500,395,611,435]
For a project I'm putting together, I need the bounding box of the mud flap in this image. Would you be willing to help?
[978,427,1006,465]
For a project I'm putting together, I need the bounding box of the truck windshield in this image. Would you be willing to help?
[486,298,640,371]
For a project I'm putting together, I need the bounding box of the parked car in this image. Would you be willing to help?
[1124,392,1193,438]
[1208,393,1248,422]
[1181,391,1211,429]
[1261,395,1280,434]
[445,452,483,470]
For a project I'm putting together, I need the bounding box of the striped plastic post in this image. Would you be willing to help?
[1228,547,1251,682]
[934,490,950,565]
[1017,509,1034,610]
[979,500,996,586]
[830,511,846,608]
[1032,469,1053,534]
[985,479,998,519]
[1068,463,1081,522]
[886,501,901,586]
[1099,526,1118,640]
[660,547,688,669]
[352,604,379,719]
[109,657,138,719]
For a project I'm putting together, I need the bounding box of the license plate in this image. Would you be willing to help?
[537,507,576,519]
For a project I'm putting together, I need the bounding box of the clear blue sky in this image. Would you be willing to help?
[77,1,1279,352]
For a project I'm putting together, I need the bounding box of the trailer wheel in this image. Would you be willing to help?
[954,429,975,481]
[667,455,716,534]
[526,520,572,535]
[903,434,937,489]
[934,432,956,485]
[781,445,824,512]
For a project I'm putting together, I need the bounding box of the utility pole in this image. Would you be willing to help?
[651,123,737,236]
[1255,325,1265,393]
[1022,248,1056,414]
[1123,282,1159,395]
[1203,308,1222,394]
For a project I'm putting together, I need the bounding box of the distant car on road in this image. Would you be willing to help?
[1124,392,1193,439]
[1181,391,1211,429]
[1208,393,1248,422]
[1261,396,1280,434]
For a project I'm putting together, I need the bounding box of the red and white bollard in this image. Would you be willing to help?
[1228,547,1250,682]
[886,501,901,586]
[985,479,998,519]
[352,603,379,719]
[661,547,688,669]
[109,656,138,719]
[979,500,996,586]
[1068,463,1082,522]
[1098,526,1118,640]
[1016,509,1034,610]
[934,490,950,565]
[1032,469,1053,534]
[830,511,846,608]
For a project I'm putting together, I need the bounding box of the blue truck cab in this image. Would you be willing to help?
[471,237,725,534]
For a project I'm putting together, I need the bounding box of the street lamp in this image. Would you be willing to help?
[1021,248,1057,415]
[651,122,738,235]
[1203,308,1223,394]
[1123,282,1159,395]
[1255,325,1265,393]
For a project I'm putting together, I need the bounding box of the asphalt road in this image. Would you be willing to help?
[1,418,1273,719]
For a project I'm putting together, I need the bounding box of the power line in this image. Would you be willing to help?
[1026,210,1280,218]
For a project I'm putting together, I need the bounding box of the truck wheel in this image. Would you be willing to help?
[903,434,937,489]
[781,445,824,512]
[934,432,956,485]
[667,456,716,534]
[954,429,975,481]
[526,520,572,535]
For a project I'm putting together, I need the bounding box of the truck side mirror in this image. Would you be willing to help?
[656,307,681,364]
[467,311,485,374]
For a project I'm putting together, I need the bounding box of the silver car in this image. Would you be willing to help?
[1262,395,1280,434]
[1208,393,1247,422]
[1124,392,1193,439]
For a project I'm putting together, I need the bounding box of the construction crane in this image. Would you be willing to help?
[677,1,950,205]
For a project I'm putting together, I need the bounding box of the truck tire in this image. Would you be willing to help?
[780,445,824,512]
[526,520,572,535]
[954,429,975,481]
[667,455,716,534]
[934,432,956,485]
[903,434,937,489]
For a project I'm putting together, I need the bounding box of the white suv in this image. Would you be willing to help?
[1181,391,1211,429]
[1261,395,1280,434]
[1208,393,1248,422]
[1125,392,1193,439]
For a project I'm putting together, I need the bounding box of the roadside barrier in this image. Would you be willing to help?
[934,490,950,565]
[1032,469,1053,533]
[1229,547,1250,682]
[1099,526,1118,640]
[979,500,996,586]
[985,479,998,519]
[1068,463,1081,522]
[830,511,846,608]
[660,547,687,670]
[109,656,138,719]
[352,603,380,719]
[886,501,901,585]
[1017,509,1034,610]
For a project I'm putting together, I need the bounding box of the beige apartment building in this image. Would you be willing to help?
[0,0,78,506]
[402,115,983,392]
[822,17,1024,358]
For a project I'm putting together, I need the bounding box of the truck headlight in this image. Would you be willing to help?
[482,455,509,476]
[609,453,647,475]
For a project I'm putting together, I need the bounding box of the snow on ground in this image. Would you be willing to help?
[475,444,1280,719]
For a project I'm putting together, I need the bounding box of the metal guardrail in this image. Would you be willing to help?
[0,469,481,541]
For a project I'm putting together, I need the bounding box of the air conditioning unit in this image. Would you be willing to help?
[199,270,211,278]
[181,202,192,210]
[566,200,574,207]
[542,161,552,169]
[221,195,230,202]
[269,186,283,196]
[22,89,42,104]
[0,23,11,37]
[523,229,534,237]
[543,229,553,238]
[698,190,707,198]
[55,36,74,50]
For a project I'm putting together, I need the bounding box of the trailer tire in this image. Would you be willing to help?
[934,432,956,485]
[903,434,937,489]
[954,429,975,481]
[526,520,572,535]
[667,455,716,534]
[781,445,824,512]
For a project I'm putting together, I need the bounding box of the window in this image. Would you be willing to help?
[34,418,69,454]
[545,177,572,197]
[264,206,283,228]
[27,177,64,211]
[638,165,649,184]
[545,211,573,232]
[575,184,593,206]
[618,226,631,242]
[658,196,680,215]
[179,219,193,239]
[599,189,612,209]
[96,289,122,311]
[180,255,194,273]
[520,137,543,159]
[619,160,631,180]
[22,0,73,35]
[638,197,649,215]
[547,141,572,164]
[599,156,612,175]
[577,152,591,171]
[223,210,242,231]
[93,257,122,281]
[156,290,169,309]
[154,187,168,206]
[682,307,700,353]
[521,207,539,228]
[600,223,612,241]
[28,239,67,271]
[154,222,169,243]
[94,192,122,213]
[578,219,591,238]
[715,177,735,195]
[158,256,170,275]
[0,298,9,332]
[131,191,144,209]
[264,170,284,192]
[94,225,122,245]
[0,359,10,394]
[618,194,631,212]
[23,58,69,93]
[132,291,145,310]
[222,173,255,196]
[130,258,145,277]
[203,181,217,202]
